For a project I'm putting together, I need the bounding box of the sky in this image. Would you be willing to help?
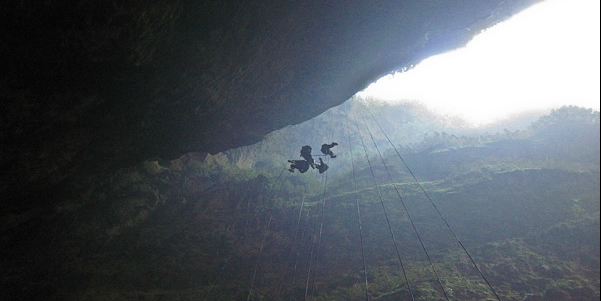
[357,0,600,126]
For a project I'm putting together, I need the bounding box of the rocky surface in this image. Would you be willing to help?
[1,84,598,299]
[2,0,540,213]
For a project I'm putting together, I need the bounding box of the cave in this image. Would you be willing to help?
[1,0,543,209]
[2,0,566,299]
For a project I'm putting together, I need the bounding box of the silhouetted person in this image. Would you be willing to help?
[315,158,329,174]
[321,142,338,158]
[288,160,310,173]
[300,145,315,167]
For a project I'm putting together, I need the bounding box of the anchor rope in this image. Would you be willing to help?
[352,115,415,301]
[308,152,331,300]
[247,215,273,301]
[358,113,446,300]
[346,118,370,300]
[202,169,286,300]
[364,108,502,301]
[306,131,334,300]
[276,195,307,298]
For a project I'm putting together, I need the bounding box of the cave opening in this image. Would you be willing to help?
[357,0,600,126]
[2,0,599,300]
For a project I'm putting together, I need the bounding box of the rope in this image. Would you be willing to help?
[346,118,370,300]
[249,162,309,300]
[288,207,312,301]
[247,215,273,301]
[287,140,332,300]
[303,210,319,301]
[276,195,307,298]
[201,254,231,300]
[364,109,502,301]
[352,115,415,301]
[302,129,338,300]
[358,114,444,301]
[202,170,286,300]
[308,145,331,300]
[277,147,317,299]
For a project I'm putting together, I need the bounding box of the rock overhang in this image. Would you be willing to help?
[1,0,542,208]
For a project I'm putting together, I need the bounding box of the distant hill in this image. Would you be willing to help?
[2,101,597,300]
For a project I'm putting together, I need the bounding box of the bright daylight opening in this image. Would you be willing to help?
[357,0,600,126]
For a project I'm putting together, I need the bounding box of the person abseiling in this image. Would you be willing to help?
[288,160,310,173]
[300,145,315,167]
[315,157,329,174]
[320,142,338,158]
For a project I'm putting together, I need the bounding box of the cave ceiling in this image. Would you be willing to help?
[1,0,541,208]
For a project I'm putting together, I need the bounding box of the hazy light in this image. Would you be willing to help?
[357,0,600,126]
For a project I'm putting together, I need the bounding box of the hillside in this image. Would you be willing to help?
[1,103,598,300]
[3,0,544,214]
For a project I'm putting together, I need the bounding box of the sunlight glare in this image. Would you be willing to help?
[357,0,600,126]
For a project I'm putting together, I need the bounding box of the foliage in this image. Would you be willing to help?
[20,101,598,300]
[129,102,599,300]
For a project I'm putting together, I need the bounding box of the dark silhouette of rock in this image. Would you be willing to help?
[1,0,541,211]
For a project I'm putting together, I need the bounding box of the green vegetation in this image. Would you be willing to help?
[24,101,598,300]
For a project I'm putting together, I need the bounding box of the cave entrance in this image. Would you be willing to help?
[356,0,599,127]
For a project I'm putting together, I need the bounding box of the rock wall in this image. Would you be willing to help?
[1,0,540,209]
